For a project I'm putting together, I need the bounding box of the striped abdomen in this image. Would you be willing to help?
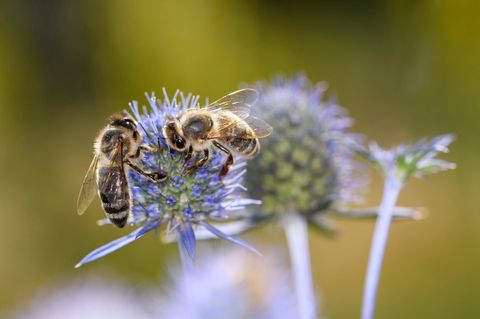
[97,166,130,228]
[220,125,260,158]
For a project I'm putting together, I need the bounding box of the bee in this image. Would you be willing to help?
[77,112,167,228]
[163,88,273,176]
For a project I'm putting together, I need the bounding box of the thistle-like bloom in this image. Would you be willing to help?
[361,134,455,319]
[154,248,299,319]
[360,134,456,182]
[245,75,366,231]
[9,277,152,319]
[243,75,366,319]
[76,89,261,268]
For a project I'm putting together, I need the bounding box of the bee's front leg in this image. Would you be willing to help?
[139,144,159,154]
[125,159,168,183]
[183,149,209,176]
[128,145,159,160]
[184,145,194,164]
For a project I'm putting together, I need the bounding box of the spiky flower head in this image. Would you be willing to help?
[154,248,298,319]
[245,75,366,230]
[9,277,151,319]
[76,89,261,267]
[360,134,456,183]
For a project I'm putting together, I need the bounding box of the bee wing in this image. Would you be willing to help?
[207,116,273,140]
[77,154,99,215]
[99,141,126,195]
[206,117,238,139]
[244,116,273,138]
[204,88,258,119]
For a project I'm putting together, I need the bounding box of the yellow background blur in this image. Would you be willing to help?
[0,1,477,318]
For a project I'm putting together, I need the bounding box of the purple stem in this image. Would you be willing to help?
[361,178,403,319]
[283,212,317,319]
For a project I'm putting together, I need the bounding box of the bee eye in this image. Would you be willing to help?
[174,135,186,149]
[124,119,136,129]
[112,118,136,130]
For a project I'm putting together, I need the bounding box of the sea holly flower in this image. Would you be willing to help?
[241,74,368,319]
[11,277,152,319]
[154,248,299,319]
[358,134,456,182]
[76,89,261,268]
[245,75,367,230]
[360,134,455,319]
[243,75,422,319]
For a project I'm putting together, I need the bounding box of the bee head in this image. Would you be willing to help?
[109,112,138,131]
[163,117,187,151]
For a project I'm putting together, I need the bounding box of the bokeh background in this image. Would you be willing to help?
[0,1,477,318]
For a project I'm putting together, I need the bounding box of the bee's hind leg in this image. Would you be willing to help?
[125,160,168,182]
[183,149,209,176]
[213,141,234,177]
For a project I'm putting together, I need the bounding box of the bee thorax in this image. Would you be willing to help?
[182,114,213,140]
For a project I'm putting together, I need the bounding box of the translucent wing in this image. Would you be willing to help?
[100,141,126,196]
[77,154,99,215]
[206,116,239,139]
[244,116,273,138]
[207,116,273,140]
[204,88,258,119]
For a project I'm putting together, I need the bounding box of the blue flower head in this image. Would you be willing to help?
[12,277,152,319]
[154,248,299,319]
[76,89,261,267]
[360,134,456,183]
[245,75,367,233]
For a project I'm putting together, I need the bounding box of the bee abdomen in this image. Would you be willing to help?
[102,202,129,228]
[98,167,130,228]
[99,192,130,228]
[226,138,259,157]
[244,138,259,157]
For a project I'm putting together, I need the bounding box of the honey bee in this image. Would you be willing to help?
[77,112,167,228]
[163,89,273,176]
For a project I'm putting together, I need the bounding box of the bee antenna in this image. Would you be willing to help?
[137,122,158,145]
[137,122,149,137]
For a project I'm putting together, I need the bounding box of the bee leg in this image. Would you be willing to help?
[139,145,159,153]
[184,145,194,164]
[213,141,234,177]
[125,160,168,182]
[127,145,160,161]
[183,149,209,176]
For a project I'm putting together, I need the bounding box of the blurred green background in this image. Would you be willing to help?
[0,0,477,318]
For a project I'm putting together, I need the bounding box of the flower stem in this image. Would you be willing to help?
[283,212,317,319]
[361,178,403,319]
